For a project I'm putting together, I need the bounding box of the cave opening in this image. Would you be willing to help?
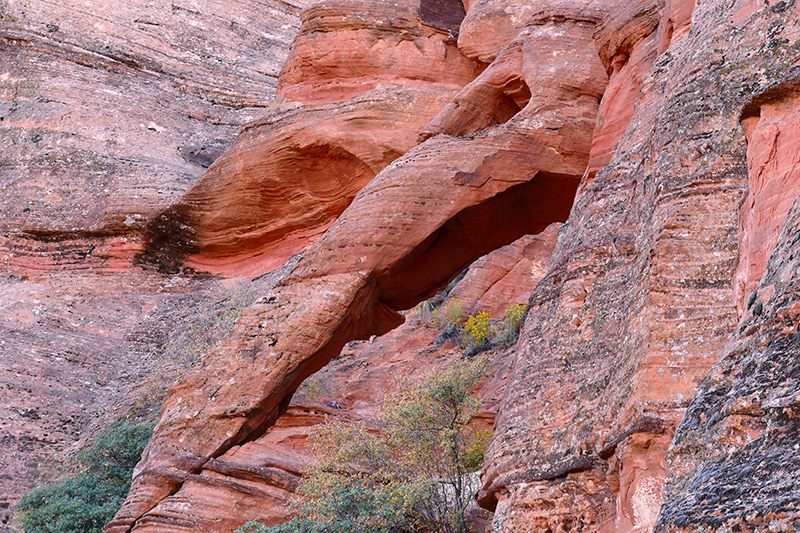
[376,171,579,311]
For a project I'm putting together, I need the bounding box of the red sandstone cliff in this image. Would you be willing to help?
[5,0,800,532]
[0,0,313,528]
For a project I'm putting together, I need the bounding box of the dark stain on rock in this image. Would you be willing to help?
[747,289,758,309]
[137,202,201,275]
[417,0,466,37]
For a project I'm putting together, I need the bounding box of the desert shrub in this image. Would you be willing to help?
[463,312,492,356]
[432,300,465,345]
[433,301,527,355]
[16,421,154,533]
[442,300,464,327]
[495,304,527,345]
[237,357,491,533]
[431,300,464,329]
[504,304,526,331]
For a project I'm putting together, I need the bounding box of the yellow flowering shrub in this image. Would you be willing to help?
[464,311,492,348]
[504,304,526,330]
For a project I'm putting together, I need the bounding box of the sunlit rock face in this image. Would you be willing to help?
[107,0,609,530]
[110,230,560,532]
[140,0,485,277]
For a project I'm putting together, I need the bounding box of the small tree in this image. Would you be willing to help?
[239,357,491,533]
[15,421,154,533]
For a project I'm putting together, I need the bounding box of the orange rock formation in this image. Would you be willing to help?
[111,231,558,531]
[5,0,800,532]
[141,0,482,276]
[107,1,608,526]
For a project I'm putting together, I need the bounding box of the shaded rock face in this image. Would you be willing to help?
[484,0,800,532]
[446,224,562,316]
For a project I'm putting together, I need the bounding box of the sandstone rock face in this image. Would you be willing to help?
[277,0,478,105]
[0,0,309,263]
[0,271,176,530]
[656,199,800,531]
[586,0,662,179]
[0,0,309,528]
[446,225,561,316]
[734,85,800,316]
[483,0,800,532]
[8,0,800,532]
[458,0,546,63]
[141,0,482,276]
[0,267,300,533]
[142,86,459,276]
[107,5,608,529]
[655,21,800,531]
[114,231,558,531]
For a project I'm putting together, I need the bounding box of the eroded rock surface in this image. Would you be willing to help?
[119,230,559,531]
[657,50,800,533]
[107,5,608,529]
[657,195,800,531]
[8,0,800,531]
[141,0,482,276]
[0,0,310,528]
[483,1,800,532]
[0,0,310,267]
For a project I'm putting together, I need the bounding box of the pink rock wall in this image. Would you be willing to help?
[106,4,608,530]
[7,0,800,532]
[0,0,311,527]
[734,88,800,315]
[480,0,755,531]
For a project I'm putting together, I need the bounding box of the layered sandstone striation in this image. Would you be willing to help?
[107,2,608,529]
[141,0,482,276]
[657,195,800,531]
[657,51,800,533]
[115,230,559,531]
[0,0,310,529]
[0,0,310,269]
[7,0,800,531]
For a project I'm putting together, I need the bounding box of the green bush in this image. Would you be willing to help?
[16,421,154,533]
[432,301,527,355]
[237,357,491,533]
